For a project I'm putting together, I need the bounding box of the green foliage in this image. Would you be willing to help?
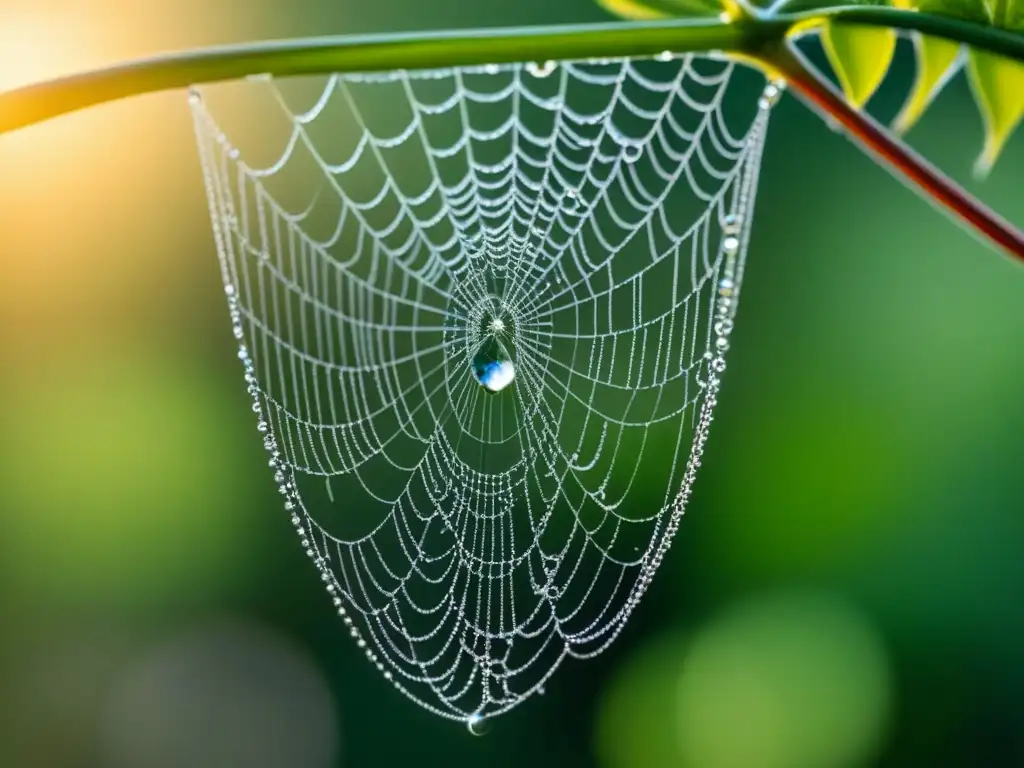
[816,0,1024,169]
[598,0,1024,171]
[821,22,897,108]
[967,48,1024,174]
[893,33,963,133]
[984,0,1024,29]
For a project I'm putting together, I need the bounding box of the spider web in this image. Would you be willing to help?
[190,52,777,727]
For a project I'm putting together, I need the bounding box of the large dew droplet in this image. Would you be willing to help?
[467,713,490,736]
[471,336,515,394]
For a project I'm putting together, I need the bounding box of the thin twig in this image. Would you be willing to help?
[757,41,1024,266]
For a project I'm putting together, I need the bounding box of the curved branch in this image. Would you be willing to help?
[0,10,1022,264]
[4,10,1023,137]
[0,19,776,135]
[756,41,1024,264]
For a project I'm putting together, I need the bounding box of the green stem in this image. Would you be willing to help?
[0,10,1022,264]
[0,19,774,135]
[4,10,1023,137]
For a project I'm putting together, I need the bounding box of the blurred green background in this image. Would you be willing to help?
[1,1,1023,766]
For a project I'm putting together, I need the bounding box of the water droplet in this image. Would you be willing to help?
[722,213,741,235]
[623,144,642,163]
[471,336,515,394]
[722,235,740,253]
[484,63,500,75]
[467,713,490,736]
[527,60,557,78]
[655,50,674,62]
[758,79,786,110]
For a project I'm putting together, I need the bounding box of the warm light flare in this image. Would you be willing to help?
[0,3,273,341]
[0,12,92,90]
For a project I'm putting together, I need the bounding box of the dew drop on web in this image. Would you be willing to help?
[467,713,490,736]
[471,335,515,394]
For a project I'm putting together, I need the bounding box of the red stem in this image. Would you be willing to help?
[759,42,1024,266]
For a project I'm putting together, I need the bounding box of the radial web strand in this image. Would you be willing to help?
[190,53,778,726]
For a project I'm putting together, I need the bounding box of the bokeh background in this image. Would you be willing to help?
[1,1,1023,766]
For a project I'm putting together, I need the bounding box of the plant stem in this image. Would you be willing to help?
[0,19,773,135]
[756,42,1024,265]
[4,10,1023,137]
[795,5,1024,65]
[1,12,1023,264]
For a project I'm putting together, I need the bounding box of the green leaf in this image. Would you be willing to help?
[596,0,723,19]
[983,0,1024,29]
[967,48,1024,175]
[821,22,898,109]
[597,0,671,19]
[908,0,992,26]
[893,34,963,134]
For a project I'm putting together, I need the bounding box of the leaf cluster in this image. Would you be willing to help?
[599,0,1024,174]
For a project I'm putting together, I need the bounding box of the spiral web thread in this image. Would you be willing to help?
[190,52,778,726]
